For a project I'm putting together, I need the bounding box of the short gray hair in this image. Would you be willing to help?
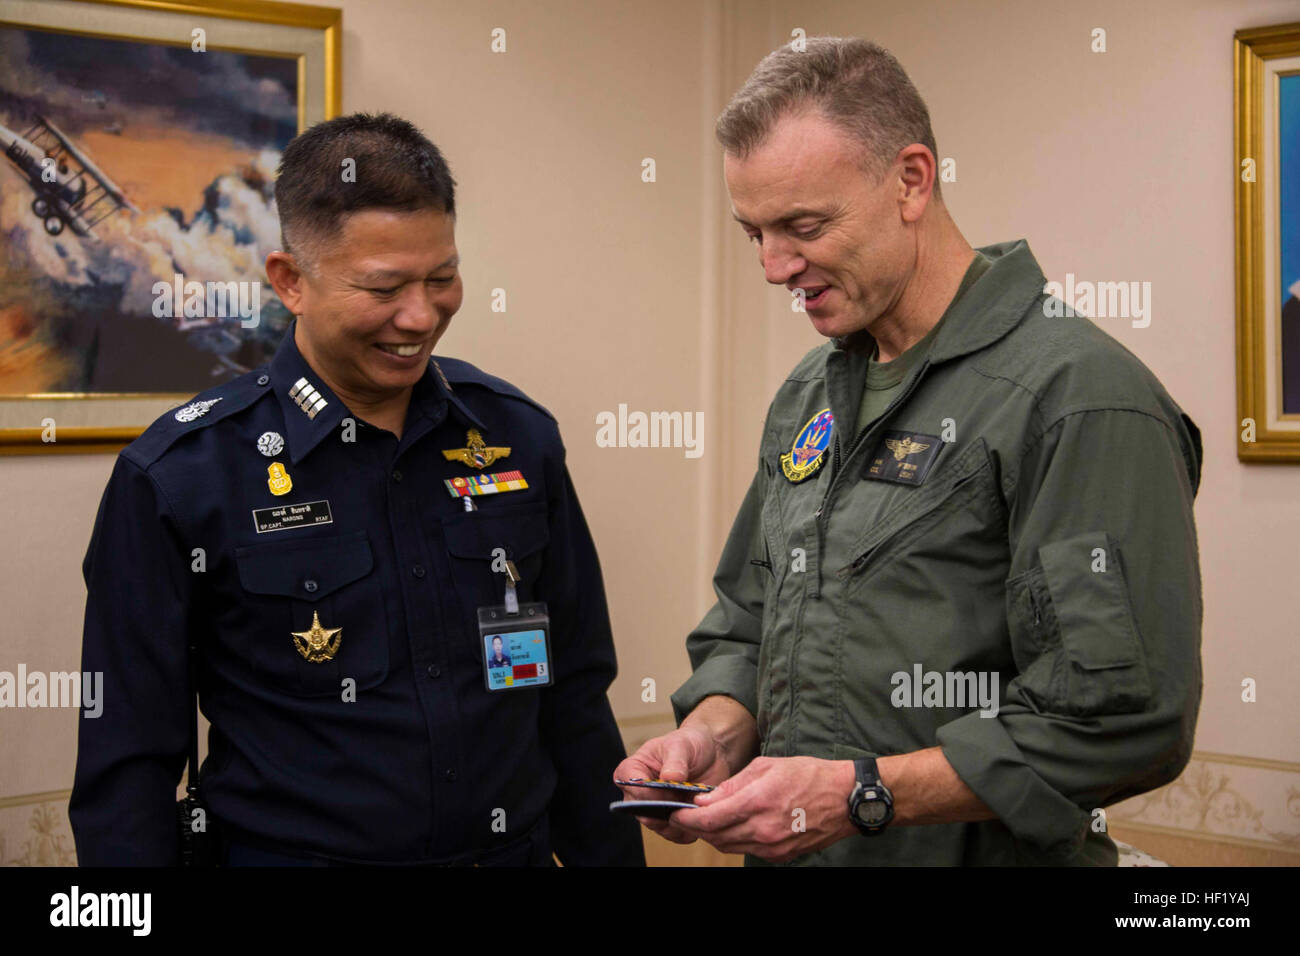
[715,37,942,200]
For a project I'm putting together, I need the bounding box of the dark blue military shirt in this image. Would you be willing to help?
[69,322,644,866]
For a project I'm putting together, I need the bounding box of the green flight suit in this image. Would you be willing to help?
[670,239,1203,866]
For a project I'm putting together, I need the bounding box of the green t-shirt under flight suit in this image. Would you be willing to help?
[856,251,992,435]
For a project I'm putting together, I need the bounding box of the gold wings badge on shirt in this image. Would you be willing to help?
[884,436,930,461]
[442,429,511,469]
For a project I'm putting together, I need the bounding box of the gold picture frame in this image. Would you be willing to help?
[1235,20,1300,462]
[0,0,340,455]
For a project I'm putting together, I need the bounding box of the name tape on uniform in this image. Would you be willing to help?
[253,499,334,534]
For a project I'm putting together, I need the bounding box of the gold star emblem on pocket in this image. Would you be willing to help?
[291,611,342,662]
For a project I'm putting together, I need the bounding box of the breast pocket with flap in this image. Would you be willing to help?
[233,530,389,697]
[441,505,551,639]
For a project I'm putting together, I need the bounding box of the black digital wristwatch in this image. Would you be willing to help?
[848,757,895,836]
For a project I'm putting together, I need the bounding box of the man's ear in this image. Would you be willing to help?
[266,250,308,314]
[895,143,936,224]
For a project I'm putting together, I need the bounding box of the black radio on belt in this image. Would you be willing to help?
[176,639,221,866]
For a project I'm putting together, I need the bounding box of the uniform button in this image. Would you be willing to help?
[256,374,270,386]
[427,664,441,678]
[392,469,403,482]
[303,579,318,593]
[445,769,457,782]
[412,564,425,578]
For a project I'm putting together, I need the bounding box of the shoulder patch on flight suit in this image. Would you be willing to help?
[435,356,557,423]
[863,430,945,485]
[781,408,833,482]
[123,369,273,470]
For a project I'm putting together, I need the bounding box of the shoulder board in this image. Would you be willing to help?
[122,369,272,469]
[434,357,556,422]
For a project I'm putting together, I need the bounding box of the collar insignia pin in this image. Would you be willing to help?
[288,377,328,420]
[256,431,285,457]
[267,462,293,496]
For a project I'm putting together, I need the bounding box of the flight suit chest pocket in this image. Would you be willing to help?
[442,506,550,633]
[840,438,995,585]
[233,530,389,697]
[1005,531,1152,717]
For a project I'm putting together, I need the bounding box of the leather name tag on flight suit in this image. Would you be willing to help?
[863,431,945,485]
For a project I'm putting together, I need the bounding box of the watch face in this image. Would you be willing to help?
[853,787,888,826]
[861,800,888,825]
[852,790,883,827]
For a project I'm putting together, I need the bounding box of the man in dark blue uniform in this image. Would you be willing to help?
[69,113,644,866]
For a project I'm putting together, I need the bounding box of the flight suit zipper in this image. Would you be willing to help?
[815,359,932,535]
[845,464,985,575]
[789,358,933,754]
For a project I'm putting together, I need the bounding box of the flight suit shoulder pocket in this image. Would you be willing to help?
[231,530,388,697]
[1039,532,1142,671]
[1005,531,1151,717]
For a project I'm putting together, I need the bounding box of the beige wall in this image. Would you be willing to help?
[3,0,1298,866]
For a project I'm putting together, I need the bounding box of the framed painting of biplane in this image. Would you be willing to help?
[1235,20,1300,461]
[0,0,340,454]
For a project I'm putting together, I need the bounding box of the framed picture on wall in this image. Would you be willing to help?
[0,0,341,454]
[1235,19,1300,461]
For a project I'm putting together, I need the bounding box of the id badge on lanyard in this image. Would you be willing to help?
[479,558,553,692]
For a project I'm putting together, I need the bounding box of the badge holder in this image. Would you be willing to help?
[479,560,553,692]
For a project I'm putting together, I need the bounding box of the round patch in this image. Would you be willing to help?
[780,408,833,482]
[256,431,285,457]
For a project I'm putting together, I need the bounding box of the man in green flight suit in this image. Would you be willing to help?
[615,37,1203,865]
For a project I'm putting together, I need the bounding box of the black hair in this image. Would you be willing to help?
[274,112,457,263]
